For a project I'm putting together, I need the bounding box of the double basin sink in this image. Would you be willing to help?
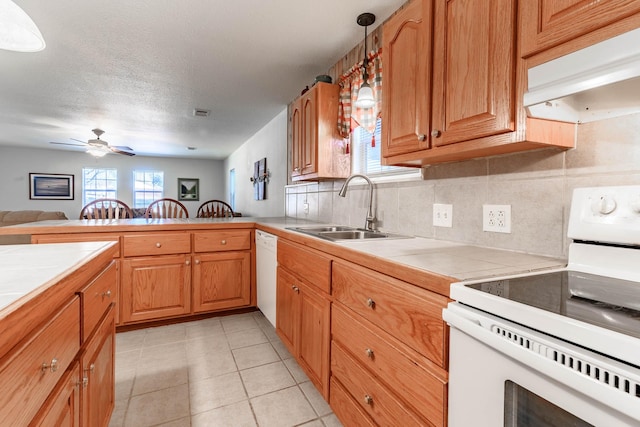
[287,225,411,242]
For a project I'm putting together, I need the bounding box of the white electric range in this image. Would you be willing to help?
[443,185,640,426]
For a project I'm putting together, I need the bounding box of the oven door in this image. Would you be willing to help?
[443,302,640,427]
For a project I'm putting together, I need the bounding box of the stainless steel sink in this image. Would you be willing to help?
[286,226,412,242]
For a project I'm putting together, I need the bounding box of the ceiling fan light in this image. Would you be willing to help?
[0,0,46,52]
[355,83,375,109]
[87,148,108,157]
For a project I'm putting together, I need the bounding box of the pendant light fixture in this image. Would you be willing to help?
[355,12,376,109]
[0,0,46,52]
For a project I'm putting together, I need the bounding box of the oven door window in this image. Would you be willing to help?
[504,381,594,427]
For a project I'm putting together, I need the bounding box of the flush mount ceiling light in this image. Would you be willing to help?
[355,12,376,109]
[0,0,46,52]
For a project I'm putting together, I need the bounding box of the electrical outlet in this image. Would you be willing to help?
[483,204,511,233]
[433,203,453,227]
[482,280,508,297]
[303,202,309,215]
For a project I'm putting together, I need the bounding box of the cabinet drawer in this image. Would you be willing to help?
[331,342,428,427]
[332,304,447,427]
[332,260,448,367]
[33,233,121,257]
[123,232,190,257]
[193,230,251,252]
[329,377,376,427]
[277,239,331,293]
[0,297,80,425]
[80,261,117,342]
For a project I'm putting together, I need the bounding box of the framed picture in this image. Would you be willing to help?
[29,173,74,200]
[178,178,199,201]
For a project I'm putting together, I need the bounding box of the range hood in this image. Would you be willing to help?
[524,27,640,123]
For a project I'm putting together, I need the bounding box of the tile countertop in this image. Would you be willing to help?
[0,241,116,312]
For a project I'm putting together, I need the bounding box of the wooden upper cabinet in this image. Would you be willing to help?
[431,0,516,147]
[289,82,349,181]
[520,0,640,58]
[382,0,432,157]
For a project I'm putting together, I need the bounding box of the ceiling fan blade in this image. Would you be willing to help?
[70,138,88,144]
[49,141,85,147]
[110,147,135,156]
[112,145,134,151]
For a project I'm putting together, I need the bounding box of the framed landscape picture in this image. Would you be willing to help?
[178,178,199,201]
[29,173,74,200]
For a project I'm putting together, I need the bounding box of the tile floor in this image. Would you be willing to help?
[109,311,342,427]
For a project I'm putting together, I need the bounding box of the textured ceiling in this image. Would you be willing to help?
[1,0,405,159]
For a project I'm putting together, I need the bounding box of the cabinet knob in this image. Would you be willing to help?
[85,363,95,373]
[417,134,426,141]
[291,285,300,293]
[365,348,374,359]
[82,376,89,388]
[186,260,191,266]
[221,240,227,245]
[364,395,373,405]
[155,242,162,248]
[294,167,300,172]
[41,358,58,373]
[102,290,112,299]
[366,298,375,308]
[195,259,200,265]
[431,129,441,138]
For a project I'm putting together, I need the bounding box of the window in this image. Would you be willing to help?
[133,170,164,208]
[229,168,236,210]
[351,118,419,179]
[82,168,117,205]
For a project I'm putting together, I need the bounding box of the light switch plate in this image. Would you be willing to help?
[433,204,453,227]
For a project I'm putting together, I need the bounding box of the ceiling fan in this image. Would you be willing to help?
[50,128,135,157]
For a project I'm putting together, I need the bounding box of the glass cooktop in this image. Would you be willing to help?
[467,271,640,339]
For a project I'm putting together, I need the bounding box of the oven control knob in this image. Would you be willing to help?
[591,196,617,215]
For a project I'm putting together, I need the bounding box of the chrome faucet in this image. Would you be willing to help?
[338,174,376,231]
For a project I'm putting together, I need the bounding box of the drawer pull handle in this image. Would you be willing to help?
[82,376,89,388]
[221,240,227,245]
[364,395,373,405]
[84,363,95,373]
[102,290,112,299]
[195,259,201,265]
[156,242,162,248]
[365,348,374,359]
[291,285,300,293]
[417,134,426,141]
[41,358,58,373]
[366,298,375,308]
[186,260,191,266]
[431,129,442,138]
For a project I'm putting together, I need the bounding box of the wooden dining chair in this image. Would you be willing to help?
[196,200,235,218]
[144,198,189,218]
[79,199,134,219]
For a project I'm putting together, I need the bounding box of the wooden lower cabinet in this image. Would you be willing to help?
[31,362,81,427]
[81,304,115,427]
[276,266,331,399]
[193,251,251,312]
[121,254,191,323]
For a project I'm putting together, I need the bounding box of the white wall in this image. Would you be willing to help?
[224,109,287,217]
[0,146,224,219]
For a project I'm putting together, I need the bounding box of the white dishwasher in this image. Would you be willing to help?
[256,230,277,327]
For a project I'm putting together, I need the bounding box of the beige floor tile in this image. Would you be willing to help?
[139,341,187,367]
[221,313,259,333]
[240,361,295,398]
[233,342,280,370]
[189,371,247,415]
[115,368,136,402]
[250,386,316,427]
[143,323,186,347]
[132,366,188,396]
[300,381,332,417]
[115,349,141,372]
[191,401,257,427]
[116,329,147,353]
[270,339,294,360]
[261,325,280,342]
[283,357,310,384]
[124,383,190,427]
[185,317,224,339]
[154,417,191,427]
[188,349,237,381]
[186,334,230,359]
[226,328,268,349]
[108,399,127,427]
[299,420,324,427]
[322,413,344,427]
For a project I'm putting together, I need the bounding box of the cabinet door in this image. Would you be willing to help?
[431,0,516,147]
[301,90,317,175]
[31,363,81,427]
[382,0,432,157]
[193,251,251,312]
[291,98,303,178]
[520,0,640,57]
[81,305,115,427]
[275,267,299,356]
[121,254,191,323]
[298,283,330,399]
